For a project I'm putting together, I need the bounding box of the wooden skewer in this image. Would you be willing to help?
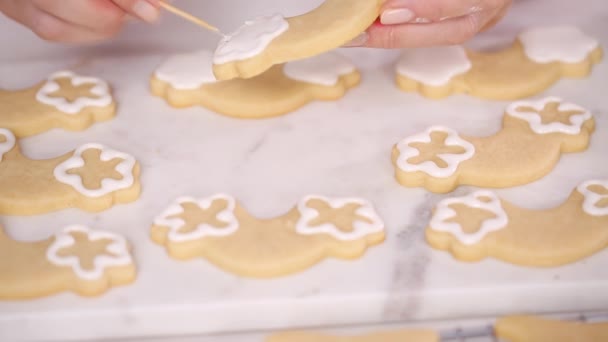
[158,1,222,34]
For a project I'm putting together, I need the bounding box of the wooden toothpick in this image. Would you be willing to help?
[158,1,222,35]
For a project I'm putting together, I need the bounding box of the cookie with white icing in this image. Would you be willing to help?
[151,194,385,277]
[266,329,439,342]
[426,180,608,266]
[496,315,608,342]
[212,0,384,80]
[0,224,136,299]
[392,97,595,193]
[395,26,603,100]
[0,71,116,137]
[151,50,360,118]
[0,128,141,215]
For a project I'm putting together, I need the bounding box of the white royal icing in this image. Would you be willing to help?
[283,52,357,86]
[46,225,132,280]
[0,128,16,162]
[430,191,508,245]
[396,46,472,86]
[155,50,218,89]
[295,195,385,241]
[36,71,113,114]
[54,143,137,198]
[577,180,608,216]
[154,194,240,243]
[507,97,592,135]
[396,126,475,178]
[519,26,599,64]
[214,13,289,65]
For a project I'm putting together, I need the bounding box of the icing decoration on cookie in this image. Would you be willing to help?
[46,225,133,280]
[150,195,385,277]
[518,26,600,63]
[392,98,595,193]
[430,191,508,245]
[577,180,608,216]
[295,196,384,240]
[283,53,357,86]
[396,126,475,178]
[0,128,16,162]
[214,14,289,65]
[267,329,440,342]
[506,97,592,135]
[154,194,239,242]
[36,71,113,114]
[496,315,608,342]
[425,180,608,266]
[0,128,141,215]
[212,0,384,80]
[154,50,218,89]
[395,26,603,100]
[151,51,361,118]
[395,46,472,86]
[54,143,137,198]
[0,224,136,299]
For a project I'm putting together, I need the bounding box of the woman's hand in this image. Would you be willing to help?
[0,0,160,43]
[348,0,512,48]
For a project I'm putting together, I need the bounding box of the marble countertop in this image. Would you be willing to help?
[0,0,607,341]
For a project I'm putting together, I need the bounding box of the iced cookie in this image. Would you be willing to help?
[151,51,360,118]
[0,128,141,215]
[151,194,385,277]
[392,97,595,193]
[0,71,116,137]
[0,224,136,299]
[267,329,438,342]
[395,26,603,100]
[496,315,608,342]
[212,0,384,80]
[425,180,608,266]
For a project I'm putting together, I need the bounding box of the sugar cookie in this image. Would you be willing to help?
[266,330,439,342]
[0,71,116,137]
[212,0,384,80]
[425,180,608,266]
[0,128,141,215]
[395,26,603,100]
[496,315,608,342]
[151,194,385,277]
[151,51,360,118]
[392,97,595,193]
[0,224,136,299]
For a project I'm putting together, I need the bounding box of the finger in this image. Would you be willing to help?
[380,0,483,25]
[365,11,488,48]
[31,0,125,35]
[111,0,160,23]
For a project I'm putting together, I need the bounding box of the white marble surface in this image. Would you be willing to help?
[0,0,607,341]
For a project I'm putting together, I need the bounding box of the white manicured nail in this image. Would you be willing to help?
[381,8,415,25]
[133,0,160,23]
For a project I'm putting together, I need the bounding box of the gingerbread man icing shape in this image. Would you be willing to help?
[395,26,603,100]
[425,180,608,266]
[496,315,608,342]
[151,51,360,118]
[266,329,438,342]
[0,128,141,215]
[0,225,136,299]
[392,97,595,193]
[0,71,116,137]
[212,0,384,80]
[151,194,385,277]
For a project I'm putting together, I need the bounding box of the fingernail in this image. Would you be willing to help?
[343,32,369,47]
[380,8,415,25]
[133,0,159,23]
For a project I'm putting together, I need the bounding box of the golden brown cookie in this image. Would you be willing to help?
[426,180,608,266]
[0,128,141,215]
[151,194,385,277]
[0,224,136,299]
[395,26,603,100]
[392,97,595,193]
[495,315,608,342]
[0,71,116,137]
